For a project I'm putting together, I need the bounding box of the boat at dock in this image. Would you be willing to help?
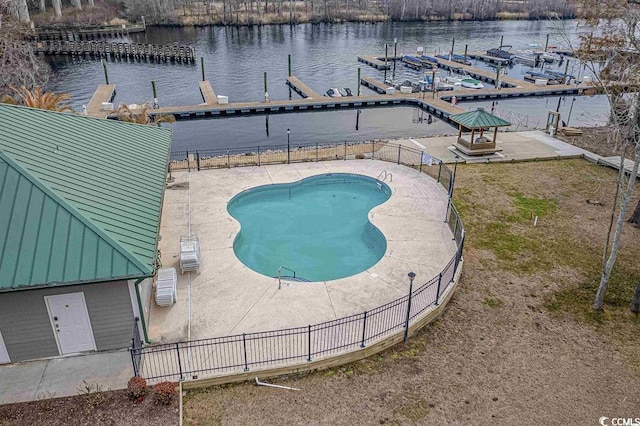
[324,88,353,97]
[437,53,472,66]
[486,45,514,62]
[419,55,440,66]
[513,51,544,67]
[401,55,424,70]
[444,74,484,89]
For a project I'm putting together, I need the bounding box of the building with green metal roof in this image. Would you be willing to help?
[0,104,171,363]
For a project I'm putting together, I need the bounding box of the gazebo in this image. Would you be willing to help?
[450,108,511,156]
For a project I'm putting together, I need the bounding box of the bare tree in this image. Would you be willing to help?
[0,3,49,97]
[52,0,62,17]
[571,0,640,310]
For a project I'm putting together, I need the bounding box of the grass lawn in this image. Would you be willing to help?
[183,159,640,425]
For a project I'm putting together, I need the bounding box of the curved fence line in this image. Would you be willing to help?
[132,147,464,383]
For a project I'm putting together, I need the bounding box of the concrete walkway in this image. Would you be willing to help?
[0,350,132,405]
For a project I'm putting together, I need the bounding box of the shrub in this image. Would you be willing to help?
[152,381,177,405]
[127,376,148,402]
[355,154,366,159]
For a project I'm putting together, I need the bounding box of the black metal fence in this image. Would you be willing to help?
[168,140,453,191]
[132,146,463,382]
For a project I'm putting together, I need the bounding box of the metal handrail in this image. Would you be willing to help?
[376,170,393,183]
[277,265,297,289]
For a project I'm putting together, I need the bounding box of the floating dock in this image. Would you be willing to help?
[286,76,322,98]
[467,52,512,65]
[198,81,217,104]
[34,40,196,63]
[86,84,116,118]
[357,55,402,70]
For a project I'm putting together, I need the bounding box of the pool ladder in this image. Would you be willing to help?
[277,266,310,289]
[376,170,392,190]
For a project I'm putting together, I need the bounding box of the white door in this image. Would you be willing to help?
[45,293,96,355]
[0,331,10,364]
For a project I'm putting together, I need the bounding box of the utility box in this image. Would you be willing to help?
[385,87,396,95]
[217,95,229,104]
[101,102,114,111]
[155,267,177,307]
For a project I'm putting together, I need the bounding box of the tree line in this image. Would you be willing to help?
[8,0,576,25]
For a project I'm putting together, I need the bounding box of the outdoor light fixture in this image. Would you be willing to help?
[404,271,416,342]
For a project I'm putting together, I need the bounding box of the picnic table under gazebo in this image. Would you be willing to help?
[450,108,511,156]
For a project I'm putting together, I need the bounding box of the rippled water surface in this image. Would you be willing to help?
[47,21,607,152]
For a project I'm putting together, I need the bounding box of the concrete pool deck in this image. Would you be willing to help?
[148,160,457,344]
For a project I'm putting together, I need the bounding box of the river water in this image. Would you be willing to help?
[47,20,609,152]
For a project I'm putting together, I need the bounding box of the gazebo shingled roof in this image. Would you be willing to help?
[450,108,511,129]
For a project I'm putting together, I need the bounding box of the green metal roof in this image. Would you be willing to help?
[0,104,172,291]
[449,108,511,128]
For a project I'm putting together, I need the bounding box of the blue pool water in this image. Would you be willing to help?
[228,174,391,282]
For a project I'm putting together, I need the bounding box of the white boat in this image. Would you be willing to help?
[542,51,562,63]
[324,88,353,97]
[460,77,484,89]
[444,75,483,89]
[513,51,543,66]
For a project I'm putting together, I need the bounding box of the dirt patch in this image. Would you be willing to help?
[0,389,178,426]
[556,126,637,160]
[183,159,640,425]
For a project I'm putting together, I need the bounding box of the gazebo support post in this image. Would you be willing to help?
[493,126,498,143]
[470,129,475,144]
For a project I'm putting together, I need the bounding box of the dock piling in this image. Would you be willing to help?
[151,80,158,108]
[288,54,291,77]
[264,72,269,102]
[393,38,397,79]
[101,59,109,84]
[450,37,455,59]
[545,34,550,52]
[500,35,504,47]
[357,67,361,96]
[495,63,501,89]
[384,43,388,82]
[464,44,468,64]
[201,57,205,81]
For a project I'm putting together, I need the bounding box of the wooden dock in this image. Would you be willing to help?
[34,40,195,63]
[357,55,402,70]
[431,56,527,89]
[198,81,217,104]
[467,52,512,65]
[86,84,116,118]
[361,76,390,94]
[286,76,322,98]
[36,24,146,41]
[90,67,588,128]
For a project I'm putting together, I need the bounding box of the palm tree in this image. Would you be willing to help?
[115,103,176,126]
[1,86,73,112]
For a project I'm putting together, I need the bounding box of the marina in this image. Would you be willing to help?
[52,21,609,152]
[86,58,586,127]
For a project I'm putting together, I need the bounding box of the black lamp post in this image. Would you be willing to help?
[403,271,416,342]
[451,154,459,197]
[287,128,291,164]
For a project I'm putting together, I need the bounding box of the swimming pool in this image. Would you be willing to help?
[227,173,391,282]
